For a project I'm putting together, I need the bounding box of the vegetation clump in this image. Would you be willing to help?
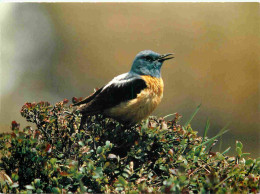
[0,100,259,193]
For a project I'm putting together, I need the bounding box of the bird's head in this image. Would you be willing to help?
[130,50,174,78]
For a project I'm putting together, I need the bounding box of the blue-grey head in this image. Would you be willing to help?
[130,50,174,78]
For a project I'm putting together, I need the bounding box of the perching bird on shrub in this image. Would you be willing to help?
[73,50,174,128]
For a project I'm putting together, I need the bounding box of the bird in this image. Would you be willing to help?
[73,50,174,129]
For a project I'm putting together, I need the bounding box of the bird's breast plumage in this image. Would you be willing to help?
[104,75,164,124]
[141,75,164,97]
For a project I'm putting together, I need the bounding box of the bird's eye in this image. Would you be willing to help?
[145,56,153,62]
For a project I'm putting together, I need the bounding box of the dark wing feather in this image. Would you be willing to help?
[73,87,103,106]
[78,77,147,115]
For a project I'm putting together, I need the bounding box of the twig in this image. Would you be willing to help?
[213,175,233,189]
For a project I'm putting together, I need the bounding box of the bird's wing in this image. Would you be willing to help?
[73,87,103,106]
[78,73,147,114]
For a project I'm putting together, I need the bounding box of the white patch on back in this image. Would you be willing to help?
[102,72,136,91]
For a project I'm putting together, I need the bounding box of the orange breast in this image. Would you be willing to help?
[141,75,164,97]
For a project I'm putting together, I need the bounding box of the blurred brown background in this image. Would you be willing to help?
[0,3,259,156]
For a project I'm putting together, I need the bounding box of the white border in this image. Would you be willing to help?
[1,0,259,2]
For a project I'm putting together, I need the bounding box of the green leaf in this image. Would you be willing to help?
[118,176,127,186]
[78,141,84,146]
[105,140,111,147]
[11,173,19,182]
[236,147,242,156]
[51,187,60,193]
[79,180,87,193]
[50,158,57,165]
[222,147,231,155]
[197,119,210,156]
[236,141,243,150]
[179,175,186,182]
[184,104,201,127]
[241,153,250,158]
[202,119,210,142]
[25,185,35,190]
[34,178,41,187]
[159,165,168,172]
[97,146,103,154]
[10,183,19,188]
[58,153,64,158]
[36,189,43,193]
[216,152,225,160]
[245,159,254,166]
[93,167,103,179]
[205,139,216,152]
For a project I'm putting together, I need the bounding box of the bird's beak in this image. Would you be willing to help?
[158,53,174,62]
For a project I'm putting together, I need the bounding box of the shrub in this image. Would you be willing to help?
[0,100,259,193]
